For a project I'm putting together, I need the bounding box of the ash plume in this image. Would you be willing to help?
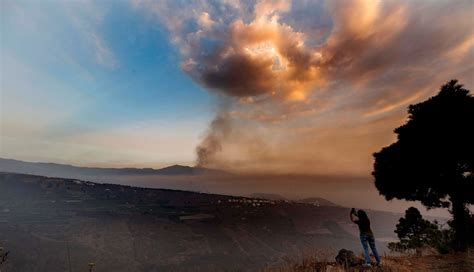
[135,0,474,173]
[196,113,232,167]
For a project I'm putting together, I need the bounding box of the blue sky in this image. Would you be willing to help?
[1,0,214,167]
[1,0,472,174]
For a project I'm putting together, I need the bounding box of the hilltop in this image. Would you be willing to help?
[264,251,474,271]
[0,172,402,272]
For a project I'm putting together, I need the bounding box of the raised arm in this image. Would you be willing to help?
[350,208,359,223]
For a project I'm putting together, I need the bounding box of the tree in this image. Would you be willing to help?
[388,207,442,254]
[373,80,474,250]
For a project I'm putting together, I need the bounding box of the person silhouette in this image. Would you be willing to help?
[350,208,381,267]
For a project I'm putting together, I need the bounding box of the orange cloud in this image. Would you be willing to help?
[135,0,474,174]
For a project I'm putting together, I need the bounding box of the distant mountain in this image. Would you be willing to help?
[249,193,287,201]
[0,158,222,178]
[158,164,195,174]
[298,197,339,207]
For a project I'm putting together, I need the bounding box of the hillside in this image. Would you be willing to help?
[298,198,338,207]
[249,194,339,207]
[263,252,474,271]
[0,158,222,178]
[0,172,402,272]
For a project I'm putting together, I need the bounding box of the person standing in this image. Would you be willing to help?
[350,208,381,267]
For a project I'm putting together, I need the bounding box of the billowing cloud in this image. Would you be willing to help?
[136,0,474,174]
[136,0,324,101]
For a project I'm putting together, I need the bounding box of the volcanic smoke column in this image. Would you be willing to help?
[134,0,474,172]
[181,0,326,167]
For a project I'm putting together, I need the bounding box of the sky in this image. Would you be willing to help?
[1,0,214,168]
[1,0,473,175]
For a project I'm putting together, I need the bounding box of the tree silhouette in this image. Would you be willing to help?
[388,207,442,254]
[373,80,474,250]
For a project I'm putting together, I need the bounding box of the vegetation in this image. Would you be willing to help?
[263,252,474,272]
[373,80,474,250]
[0,172,401,271]
[388,207,450,254]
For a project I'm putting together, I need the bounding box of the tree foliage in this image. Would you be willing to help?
[373,80,474,250]
[388,207,444,253]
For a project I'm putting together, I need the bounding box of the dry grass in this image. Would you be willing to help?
[262,249,474,272]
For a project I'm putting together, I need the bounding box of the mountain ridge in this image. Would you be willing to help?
[0,157,223,177]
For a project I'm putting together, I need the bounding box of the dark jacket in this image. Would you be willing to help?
[350,210,373,236]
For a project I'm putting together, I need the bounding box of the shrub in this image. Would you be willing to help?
[389,207,445,254]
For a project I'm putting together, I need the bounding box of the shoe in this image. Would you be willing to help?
[362,263,372,267]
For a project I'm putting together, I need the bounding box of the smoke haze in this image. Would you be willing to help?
[135,0,474,174]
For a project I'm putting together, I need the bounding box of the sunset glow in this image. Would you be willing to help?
[1,1,473,270]
[1,0,473,175]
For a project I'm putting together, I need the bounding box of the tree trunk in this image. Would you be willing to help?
[450,196,468,251]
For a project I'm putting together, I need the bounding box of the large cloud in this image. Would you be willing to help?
[135,0,474,174]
